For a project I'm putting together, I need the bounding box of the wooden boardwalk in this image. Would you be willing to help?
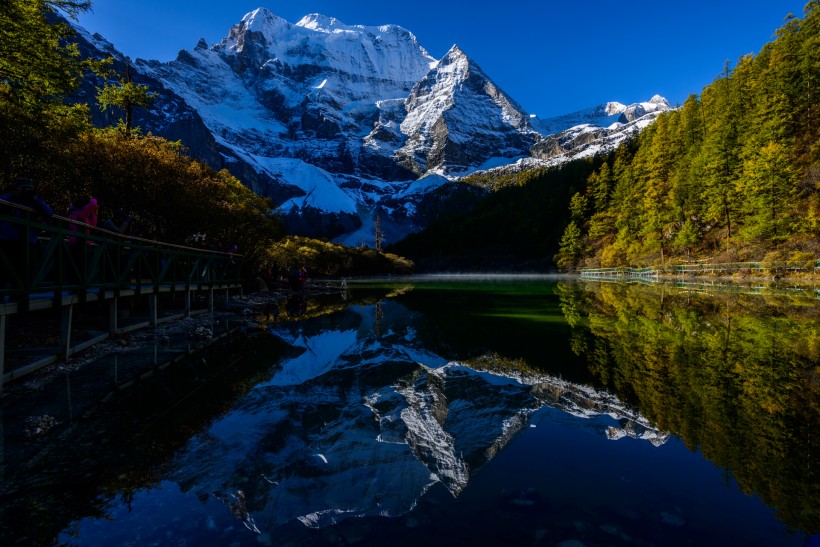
[1,199,244,393]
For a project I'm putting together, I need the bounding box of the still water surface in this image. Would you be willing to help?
[2,277,818,546]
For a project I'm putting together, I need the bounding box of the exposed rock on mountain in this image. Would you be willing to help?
[396,45,539,175]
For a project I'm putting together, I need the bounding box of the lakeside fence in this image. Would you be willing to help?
[580,260,820,279]
[1,199,245,393]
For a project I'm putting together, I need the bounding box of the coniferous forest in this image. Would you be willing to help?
[554,2,819,270]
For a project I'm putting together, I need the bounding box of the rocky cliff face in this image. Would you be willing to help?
[70,9,671,244]
[396,46,539,176]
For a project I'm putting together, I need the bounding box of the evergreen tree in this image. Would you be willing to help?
[556,220,583,270]
[97,58,156,138]
[739,142,796,241]
[0,0,91,176]
[699,62,742,253]
[587,162,613,212]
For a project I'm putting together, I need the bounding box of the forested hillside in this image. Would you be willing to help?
[556,1,819,270]
[388,159,602,271]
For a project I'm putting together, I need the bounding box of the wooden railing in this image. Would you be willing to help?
[1,199,245,392]
[1,199,243,306]
[580,260,819,279]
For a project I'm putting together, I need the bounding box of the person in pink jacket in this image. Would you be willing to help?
[67,197,99,245]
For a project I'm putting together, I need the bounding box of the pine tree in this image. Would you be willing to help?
[699,63,742,254]
[97,59,156,138]
[556,220,584,270]
[587,162,613,212]
[0,1,92,176]
[739,142,795,241]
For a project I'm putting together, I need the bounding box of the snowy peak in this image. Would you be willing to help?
[441,44,469,65]
[397,44,537,175]
[226,7,292,51]
[295,13,342,32]
[531,95,673,135]
[214,9,435,87]
[605,101,627,116]
[432,44,486,86]
[610,94,671,123]
[605,95,669,117]
[242,7,288,31]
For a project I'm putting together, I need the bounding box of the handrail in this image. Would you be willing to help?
[580,260,819,277]
[1,198,244,306]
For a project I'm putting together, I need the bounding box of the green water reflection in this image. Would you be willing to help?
[554,280,819,534]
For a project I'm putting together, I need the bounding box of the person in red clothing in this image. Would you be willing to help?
[66,196,99,285]
[67,196,99,245]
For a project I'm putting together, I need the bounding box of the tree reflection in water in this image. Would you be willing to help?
[556,280,820,534]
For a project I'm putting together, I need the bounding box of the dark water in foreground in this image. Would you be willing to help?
[1,276,817,546]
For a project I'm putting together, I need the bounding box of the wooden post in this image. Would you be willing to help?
[0,406,5,481]
[109,297,118,335]
[149,293,158,327]
[61,304,73,359]
[208,288,214,313]
[184,288,191,318]
[0,314,5,395]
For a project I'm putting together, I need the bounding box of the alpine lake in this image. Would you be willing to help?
[1,275,817,546]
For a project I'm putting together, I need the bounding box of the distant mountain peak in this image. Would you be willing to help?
[296,13,344,32]
[605,101,627,116]
[397,44,537,175]
[224,7,292,51]
[445,44,466,57]
[242,7,281,27]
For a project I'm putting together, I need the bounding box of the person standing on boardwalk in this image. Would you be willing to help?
[67,196,99,245]
[66,196,99,285]
[102,208,134,236]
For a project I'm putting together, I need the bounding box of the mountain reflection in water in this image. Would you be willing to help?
[166,299,669,534]
[4,278,811,546]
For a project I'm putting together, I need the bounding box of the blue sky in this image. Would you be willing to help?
[76,1,807,118]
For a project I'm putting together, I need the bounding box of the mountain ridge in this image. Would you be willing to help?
[70,8,671,245]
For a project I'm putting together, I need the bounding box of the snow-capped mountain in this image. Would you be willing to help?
[70,8,672,244]
[394,45,539,176]
[531,95,671,135]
